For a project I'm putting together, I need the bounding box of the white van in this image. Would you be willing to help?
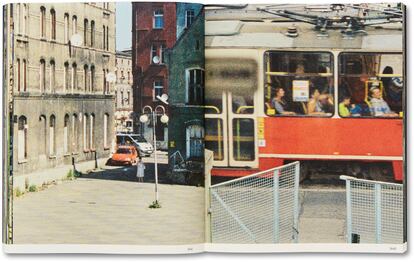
[116,133,154,157]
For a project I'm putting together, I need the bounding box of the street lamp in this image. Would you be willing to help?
[140,103,169,208]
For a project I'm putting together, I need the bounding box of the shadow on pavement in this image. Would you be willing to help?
[78,161,171,184]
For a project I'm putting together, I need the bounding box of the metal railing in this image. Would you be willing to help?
[210,161,300,244]
[340,175,404,244]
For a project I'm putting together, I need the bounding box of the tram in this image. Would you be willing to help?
[204,6,404,182]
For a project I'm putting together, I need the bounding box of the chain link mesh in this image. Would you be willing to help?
[341,176,404,244]
[210,162,300,244]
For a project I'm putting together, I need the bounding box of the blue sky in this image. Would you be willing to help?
[116,2,132,51]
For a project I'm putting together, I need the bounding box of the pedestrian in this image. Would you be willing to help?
[136,157,145,183]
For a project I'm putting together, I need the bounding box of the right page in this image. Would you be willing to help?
[203,3,406,253]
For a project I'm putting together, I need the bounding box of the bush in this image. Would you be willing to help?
[28,185,37,192]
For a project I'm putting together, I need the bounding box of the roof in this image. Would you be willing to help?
[205,20,403,51]
[205,4,403,51]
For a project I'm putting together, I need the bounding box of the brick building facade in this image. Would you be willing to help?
[131,2,203,150]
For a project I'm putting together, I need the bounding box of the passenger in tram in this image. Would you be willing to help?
[369,86,399,117]
[271,87,296,115]
[381,66,403,112]
[307,88,333,116]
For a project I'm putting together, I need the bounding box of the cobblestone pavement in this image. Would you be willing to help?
[13,165,205,245]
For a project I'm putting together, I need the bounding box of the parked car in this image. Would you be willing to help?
[116,133,154,157]
[108,145,139,166]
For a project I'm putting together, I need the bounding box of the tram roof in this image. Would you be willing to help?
[205,20,402,51]
[205,4,403,51]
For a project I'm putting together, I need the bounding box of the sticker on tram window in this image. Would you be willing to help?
[292,80,310,102]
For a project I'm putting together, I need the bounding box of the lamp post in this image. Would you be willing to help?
[139,104,169,207]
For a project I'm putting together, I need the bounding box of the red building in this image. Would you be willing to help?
[132,2,177,148]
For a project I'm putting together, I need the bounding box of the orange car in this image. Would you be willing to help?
[108,145,139,166]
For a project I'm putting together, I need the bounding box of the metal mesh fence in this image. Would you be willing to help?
[210,162,300,244]
[340,175,404,244]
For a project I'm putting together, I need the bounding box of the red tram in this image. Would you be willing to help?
[204,10,404,182]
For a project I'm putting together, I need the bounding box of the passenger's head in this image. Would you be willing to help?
[275,87,285,98]
[370,87,382,99]
[311,89,321,98]
[342,96,351,105]
[295,64,305,74]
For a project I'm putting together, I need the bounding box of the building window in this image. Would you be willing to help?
[50,60,55,93]
[84,64,89,92]
[115,91,118,107]
[72,15,77,35]
[50,9,56,40]
[127,71,130,84]
[23,59,27,92]
[40,6,46,38]
[72,114,78,153]
[90,20,95,47]
[103,69,106,94]
[39,115,47,155]
[102,26,106,50]
[104,113,109,148]
[16,4,21,34]
[186,125,204,159]
[64,13,69,43]
[49,115,56,156]
[64,62,69,92]
[90,114,95,150]
[127,90,130,106]
[17,116,28,161]
[40,59,46,93]
[22,4,27,35]
[16,58,21,92]
[106,26,109,50]
[90,65,95,92]
[64,114,69,154]
[185,9,195,28]
[83,114,88,151]
[150,44,157,63]
[160,44,166,64]
[84,19,88,46]
[186,69,204,105]
[71,63,77,93]
[153,10,164,29]
[153,79,163,100]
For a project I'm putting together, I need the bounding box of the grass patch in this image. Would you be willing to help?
[28,185,38,192]
[66,169,75,180]
[148,200,161,209]
[15,188,24,197]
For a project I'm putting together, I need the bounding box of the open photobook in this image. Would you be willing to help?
[1,1,407,254]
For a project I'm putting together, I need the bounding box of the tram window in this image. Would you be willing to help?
[206,58,257,114]
[338,53,403,118]
[232,119,255,161]
[264,51,334,117]
[205,118,224,161]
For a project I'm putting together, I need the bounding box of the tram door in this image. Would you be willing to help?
[205,54,258,168]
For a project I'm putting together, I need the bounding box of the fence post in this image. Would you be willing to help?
[204,150,213,243]
[346,179,352,243]
[293,162,300,243]
[273,169,280,243]
[375,183,382,244]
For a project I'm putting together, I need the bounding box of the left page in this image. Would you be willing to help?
[2,1,206,254]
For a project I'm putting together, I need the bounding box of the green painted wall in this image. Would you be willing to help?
[166,11,204,169]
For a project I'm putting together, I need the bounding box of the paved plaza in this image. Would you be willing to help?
[13,165,205,245]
